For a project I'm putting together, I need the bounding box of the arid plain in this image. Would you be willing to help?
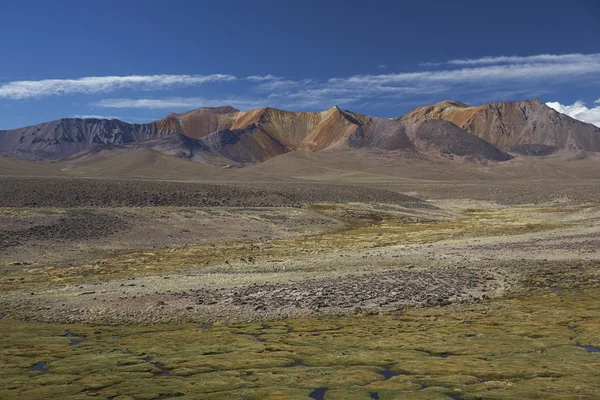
[1,148,600,400]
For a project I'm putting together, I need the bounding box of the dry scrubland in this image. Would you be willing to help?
[1,177,600,399]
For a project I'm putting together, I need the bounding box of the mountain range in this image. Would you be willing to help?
[1,99,599,166]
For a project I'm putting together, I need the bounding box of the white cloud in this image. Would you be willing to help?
[246,75,281,81]
[266,84,446,110]
[5,53,600,114]
[329,60,600,86]
[256,78,313,92]
[0,74,237,99]
[94,97,266,110]
[72,114,120,120]
[92,52,600,112]
[596,98,600,104]
[265,57,595,109]
[447,53,600,65]
[546,100,600,128]
[71,114,154,123]
[300,56,600,109]
[419,62,444,67]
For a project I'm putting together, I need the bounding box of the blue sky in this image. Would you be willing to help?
[1,0,599,129]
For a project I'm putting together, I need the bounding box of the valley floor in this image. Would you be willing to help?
[1,177,599,399]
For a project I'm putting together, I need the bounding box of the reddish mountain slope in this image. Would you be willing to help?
[9,99,594,166]
[399,99,600,151]
[163,106,241,138]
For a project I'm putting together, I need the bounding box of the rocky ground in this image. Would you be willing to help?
[1,265,499,325]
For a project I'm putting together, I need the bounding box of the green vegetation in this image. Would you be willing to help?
[1,200,597,398]
[2,289,599,399]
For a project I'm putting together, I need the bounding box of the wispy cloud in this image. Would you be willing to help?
[72,114,120,120]
[4,53,600,114]
[277,55,600,109]
[419,62,444,67]
[71,114,154,123]
[546,100,600,128]
[265,83,446,110]
[447,53,600,65]
[0,74,237,99]
[596,98,600,104]
[94,97,267,110]
[91,52,600,111]
[256,78,313,92]
[246,75,281,81]
[329,61,600,86]
[262,56,600,110]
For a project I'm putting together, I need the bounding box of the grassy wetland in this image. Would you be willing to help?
[1,178,600,399]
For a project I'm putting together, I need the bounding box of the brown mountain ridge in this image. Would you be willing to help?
[398,99,600,154]
[1,99,598,166]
